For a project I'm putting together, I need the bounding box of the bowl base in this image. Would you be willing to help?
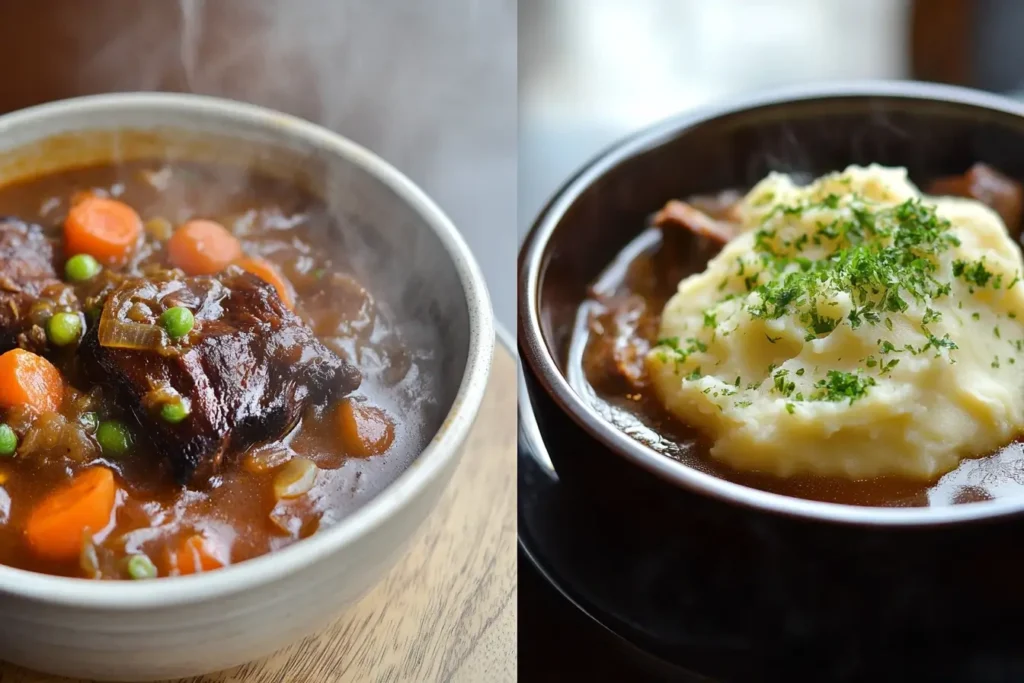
[519,362,1024,682]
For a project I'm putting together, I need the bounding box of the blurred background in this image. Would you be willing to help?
[0,0,516,330]
[519,0,1024,242]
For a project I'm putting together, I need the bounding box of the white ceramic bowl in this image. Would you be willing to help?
[0,93,494,681]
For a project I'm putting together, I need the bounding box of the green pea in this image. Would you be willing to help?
[160,306,194,340]
[125,553,157,580]
[65,254,102,282]
[160,400,190,424]
[96,420,131,457]
[47,311,82,347]
[0,424,17,457]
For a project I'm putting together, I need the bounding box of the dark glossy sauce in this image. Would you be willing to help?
[571,225,1024,508]
[0,161,439,576]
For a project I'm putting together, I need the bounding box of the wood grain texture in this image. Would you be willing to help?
[0,344,516,683]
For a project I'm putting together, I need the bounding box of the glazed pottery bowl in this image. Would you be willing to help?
[0,92,493,681]
[518,81,1024,526]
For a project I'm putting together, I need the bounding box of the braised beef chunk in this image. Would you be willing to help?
[80,267,361,485]
[584,294,657,393]
[928,163,1024,236]
[0,218,63,353]
[653,199,741,247]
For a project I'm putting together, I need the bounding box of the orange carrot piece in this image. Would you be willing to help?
[25,467,117,561]
[237,257,295,309]
[64,197,142,265]
[0,349,64,414]
[336,399,395,457]
[167,219,242,275]
[175,534,226,575]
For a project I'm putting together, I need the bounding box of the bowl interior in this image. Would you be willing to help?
[0,102,469,428]
[520,84,1024,524]
[0,94,487,604]
[531,92,1024,367]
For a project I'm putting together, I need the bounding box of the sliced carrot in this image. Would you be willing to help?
[25,467,117,561]
[167,219,242,275]
[175,533,226,575]
[336,399,395,457]
[0,349,64,414]
[64,197,142,265]
[237,257,295,310]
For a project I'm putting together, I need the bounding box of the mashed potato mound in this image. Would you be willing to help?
[647,165,1024,480]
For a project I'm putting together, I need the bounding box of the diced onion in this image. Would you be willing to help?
[97,275,229,353]
[243,444,294,474]
[144,217,174,241]
[272,457,318,500]
[79,534,101,580]
[97,281,167,351]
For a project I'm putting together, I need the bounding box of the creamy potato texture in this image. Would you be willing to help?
[647,165,1024,480]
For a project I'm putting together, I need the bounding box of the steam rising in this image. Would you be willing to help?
[39,0,510,360]
[64,0,514,325]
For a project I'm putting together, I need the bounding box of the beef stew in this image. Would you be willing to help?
[0,161,438,578]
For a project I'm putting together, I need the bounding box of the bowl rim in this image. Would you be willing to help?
[0,92,494,606]
[518,79,1024,527]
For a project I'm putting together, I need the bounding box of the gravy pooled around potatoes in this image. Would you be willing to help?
[574,164,1024,507]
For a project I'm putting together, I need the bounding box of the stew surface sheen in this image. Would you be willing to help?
[571,175,1024,508]
[0,161,438,578]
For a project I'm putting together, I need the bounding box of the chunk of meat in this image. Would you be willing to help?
[80,267,361,485]
[0,218,63,353]
[583,294,659,393]
[653,200,742,246]
[303,272,376,338]
[686,189,744,222]
[928,163,1023,235]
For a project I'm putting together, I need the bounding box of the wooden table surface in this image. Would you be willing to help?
[0,342,517,683]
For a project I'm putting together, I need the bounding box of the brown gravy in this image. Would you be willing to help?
[0,161,440,577]
[570,224,1024,508]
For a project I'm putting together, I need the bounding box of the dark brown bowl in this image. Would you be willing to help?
[518,81,1024,526]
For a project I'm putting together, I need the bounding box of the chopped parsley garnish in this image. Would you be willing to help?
[772,369,796,397]
[743,198,958,348]
[925,333,957,354]
[811,370,876,404]
[952,258,994,288]
[672,183,1024,411]
[880,358,900,375]
[658,336,709,368]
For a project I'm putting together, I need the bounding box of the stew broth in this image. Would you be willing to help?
[0,161,438,577]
